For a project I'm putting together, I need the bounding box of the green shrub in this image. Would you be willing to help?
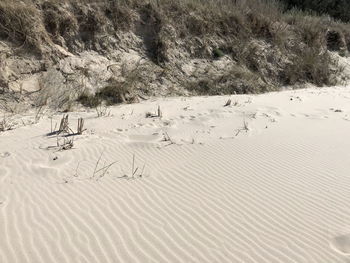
[77,93,101,108]
[213,48,225,58]
[188,65,273,95]
[96,84,126,105]
[285,48,333,86]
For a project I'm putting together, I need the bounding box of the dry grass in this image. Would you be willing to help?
[95,105,110,117]
[91,151,117,181]
[0,0,49,53]
[123,153,146,179]
[188,65,272,95]
[0,114,12,132]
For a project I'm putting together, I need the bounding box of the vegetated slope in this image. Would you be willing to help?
[0,0,349,111]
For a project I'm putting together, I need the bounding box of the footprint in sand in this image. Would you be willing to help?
[331,234,350,255]
[0,152,10,158]
[0,196,7,208]
[162,120,171,126]
[128,134,159,143]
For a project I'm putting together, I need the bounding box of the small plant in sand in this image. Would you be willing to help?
[73,161,82,178]
[243,119,249,131]
[224,99,232,107]
[146,106,162,118]
[161,131,179,147]
[245,98,253,104]
[117,154,147,180]
[47,135,74,151]
[262,113,276,123]
[127,154,146,179]
[248,112,257,119]
[235,119,250,136]
[233,100,240,106]
[92,152,117,181]
[162,131,172,142]
[56,136,74,151]
[50,115,86,135]
[47,115,87,151]
[96,105,111,117]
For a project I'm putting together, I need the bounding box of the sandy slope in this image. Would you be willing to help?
[1,86,350,262]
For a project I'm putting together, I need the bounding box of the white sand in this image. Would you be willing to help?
[1,86,350,262]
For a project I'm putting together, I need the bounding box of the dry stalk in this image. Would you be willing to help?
[128,153,146,179]
[77,117,86,134]
[146,106,162,118]
[35,105,44,123]
[58,114,72,134]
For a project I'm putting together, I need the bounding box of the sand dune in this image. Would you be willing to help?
[1,86,350,262]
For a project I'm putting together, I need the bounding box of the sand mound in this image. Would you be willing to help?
[1,86,350,262]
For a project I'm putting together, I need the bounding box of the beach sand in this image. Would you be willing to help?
[1,86,350,262]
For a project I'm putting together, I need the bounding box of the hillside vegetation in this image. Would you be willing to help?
[1,0,350,111]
